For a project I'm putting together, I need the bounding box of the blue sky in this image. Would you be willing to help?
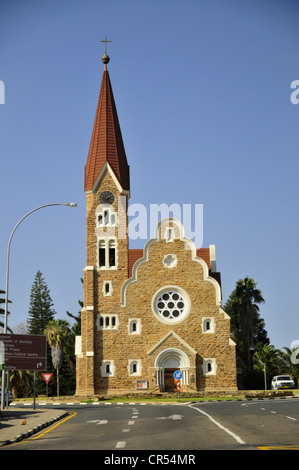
[0,0,298,351]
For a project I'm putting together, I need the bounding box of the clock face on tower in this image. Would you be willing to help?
[99,191,115,205]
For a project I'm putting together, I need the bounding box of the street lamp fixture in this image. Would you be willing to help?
[1,202,77,410]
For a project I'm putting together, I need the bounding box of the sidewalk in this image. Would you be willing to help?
[0,406,68,446]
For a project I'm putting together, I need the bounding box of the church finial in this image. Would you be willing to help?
[100,36,111,66]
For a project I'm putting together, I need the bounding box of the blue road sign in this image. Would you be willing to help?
[173,370,182,380]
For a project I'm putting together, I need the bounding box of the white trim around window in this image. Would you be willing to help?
[203,358,216,376]
[202,317,215,334]
[100,360,115,377]
[128,318,141,335]
[98,237,117,270]
[128,359,142,376]
[97,314,119,330]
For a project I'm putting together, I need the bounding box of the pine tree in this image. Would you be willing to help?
[27,271,56,334]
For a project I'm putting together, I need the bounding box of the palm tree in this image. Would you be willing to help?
[253,343,280,380]
[44,320,69,397]
[228,277,265,370]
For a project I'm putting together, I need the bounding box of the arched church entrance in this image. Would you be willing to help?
[154,348,190,392]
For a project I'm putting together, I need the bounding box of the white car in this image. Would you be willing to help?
[271,375,296,390]
[0,387,14,405]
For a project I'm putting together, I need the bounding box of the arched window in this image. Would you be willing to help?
[99,240,106,267]
[203,359,216,376]
[128,359,141,376]
[109,240,115,267]
[128,319,141,335]
[202,317,215,334]
[98,239,117,269]
[98,314,118,330]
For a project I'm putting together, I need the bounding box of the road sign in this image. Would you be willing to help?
[0,334,47,371]
[42,373,53,384]
[173,370,182,380]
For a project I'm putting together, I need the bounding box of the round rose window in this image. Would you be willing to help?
[152,287,190,324]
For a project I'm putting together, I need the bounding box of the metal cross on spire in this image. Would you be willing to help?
[100,35,112,55]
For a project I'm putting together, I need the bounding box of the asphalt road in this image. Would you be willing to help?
[3,398,299,452]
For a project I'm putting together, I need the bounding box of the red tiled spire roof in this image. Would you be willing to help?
[84,62,130,192]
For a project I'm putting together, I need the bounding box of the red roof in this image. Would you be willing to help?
[84,65,130,192]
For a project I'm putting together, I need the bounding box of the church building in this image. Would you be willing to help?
[75,48,237,395]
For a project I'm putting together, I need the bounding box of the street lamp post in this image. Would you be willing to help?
[1,202,77,410]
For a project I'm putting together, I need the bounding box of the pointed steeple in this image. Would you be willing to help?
[84,52,130,193]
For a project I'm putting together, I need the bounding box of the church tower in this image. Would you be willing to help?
[76,45,237,396]
[76,48,130,395]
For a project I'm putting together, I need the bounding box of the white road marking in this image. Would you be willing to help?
[189,404,246,445]
[116,441,126,448]
[156,414,183,420]
[286,416,297,421]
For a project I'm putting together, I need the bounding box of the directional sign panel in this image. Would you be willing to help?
[173,370,182,380]
[0,334,47,371]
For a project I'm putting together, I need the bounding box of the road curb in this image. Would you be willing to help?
[0,411,69,447]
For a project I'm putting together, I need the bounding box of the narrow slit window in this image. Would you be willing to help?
[99,241,106,267]
[109,240,116,267]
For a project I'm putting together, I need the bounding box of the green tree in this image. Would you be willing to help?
[224,277,267,370]
[44,319,69,397]
[27,271,56,335]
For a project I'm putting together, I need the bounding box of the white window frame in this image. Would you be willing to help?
[151,286,191,325]
[203,358,216,376]
[97,314,118,330]
[128,318,141,335]
[164,226,174,242]
[100,360,115,377]
[102,280,113,297]
[98,237,117,270]
[128,359,142,376]
[202,317,215,334]
[163,254,177,268]
[96,206,117,228]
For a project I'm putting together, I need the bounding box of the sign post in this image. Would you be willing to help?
[42,373,53,399]
[173,370,183,399]
[0,334,47,410]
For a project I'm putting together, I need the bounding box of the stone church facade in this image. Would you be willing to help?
[75,52,237,395]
